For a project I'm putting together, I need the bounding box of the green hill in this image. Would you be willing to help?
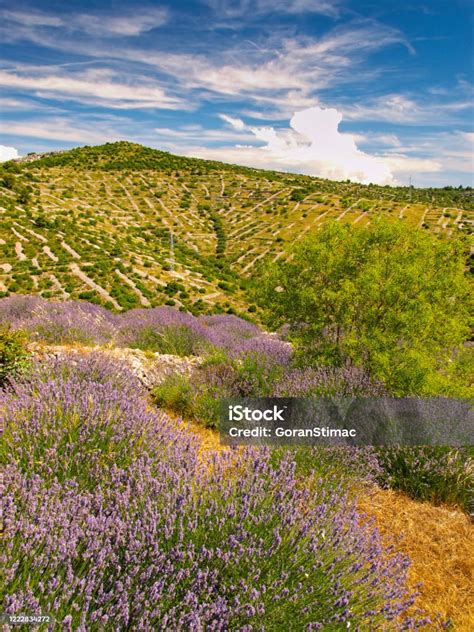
[0,141,472,313]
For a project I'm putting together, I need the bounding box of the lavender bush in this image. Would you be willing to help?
[0,296,290,361]
[0,295,116,346]
[1,354,428,629]
[116,306,208,355]
[375,447,474,515]
[1,355,196,489]
[153,356,384,430]
[273,365,387,398]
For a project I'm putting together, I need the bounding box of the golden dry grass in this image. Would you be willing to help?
[358,489,474,630]
[178,417,224,453]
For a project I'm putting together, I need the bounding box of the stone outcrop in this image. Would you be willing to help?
[29,343,202,389]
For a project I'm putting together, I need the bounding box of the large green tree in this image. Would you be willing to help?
[255,220,472,394]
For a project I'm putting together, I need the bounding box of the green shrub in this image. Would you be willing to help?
[152,373,194,417]
[129,325,201,356]
[0,326,30,385]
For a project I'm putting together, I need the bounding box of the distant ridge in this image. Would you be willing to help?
[0,141,472,313]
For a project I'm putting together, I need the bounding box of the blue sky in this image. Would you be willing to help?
[0,0,472,186]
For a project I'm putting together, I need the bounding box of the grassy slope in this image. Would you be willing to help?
[0,141,472,313]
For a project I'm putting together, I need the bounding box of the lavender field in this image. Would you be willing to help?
[1,295,472,629]
[1,0,473,626]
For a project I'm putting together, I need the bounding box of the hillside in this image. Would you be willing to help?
[0,141,472,313]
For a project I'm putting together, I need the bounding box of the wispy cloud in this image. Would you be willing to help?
[203,0,342,18]
[133,20,412,99]
[1,9,63,27]
[71,8,169,36]
[343,93,473,125]
[1,7,169,37]
[0,13,413,113]
[154,124,256,143]
[0,117,119,144]
[0,67,185,110]
[219,114,246,130]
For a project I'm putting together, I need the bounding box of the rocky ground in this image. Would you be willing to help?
[29,342,202,389]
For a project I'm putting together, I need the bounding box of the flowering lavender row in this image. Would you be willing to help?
[375,446,474,514]
[0,295,291,362]
[1,354,428,630]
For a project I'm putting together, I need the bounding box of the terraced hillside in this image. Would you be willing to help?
[0,142,472,313]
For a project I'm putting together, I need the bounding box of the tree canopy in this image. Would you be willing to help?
[255,220,472,394]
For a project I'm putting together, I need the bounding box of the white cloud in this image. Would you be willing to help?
[154,125,255,142]
[380,131,472,185]
[1,7,169,37]
[198,106,396,184]
[0,122,111,144]
[257,0,340,16]
[219,114,246,130]
[1,10,63,27]
[343,94,472,125]
[73,8,169,36]
[150,22,410,101]
[0,68,184,110]
[0,17,412,115]
[204,0,341,18]
[0,145,20,162]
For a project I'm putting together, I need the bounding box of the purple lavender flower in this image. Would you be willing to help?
[2,352,426,630]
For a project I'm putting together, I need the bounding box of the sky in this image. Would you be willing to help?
[0,0,472,186]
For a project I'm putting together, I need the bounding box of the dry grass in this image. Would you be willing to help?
[358,489,474,630]
[180,418,224,453]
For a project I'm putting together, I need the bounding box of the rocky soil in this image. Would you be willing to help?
[29,343,202,389]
